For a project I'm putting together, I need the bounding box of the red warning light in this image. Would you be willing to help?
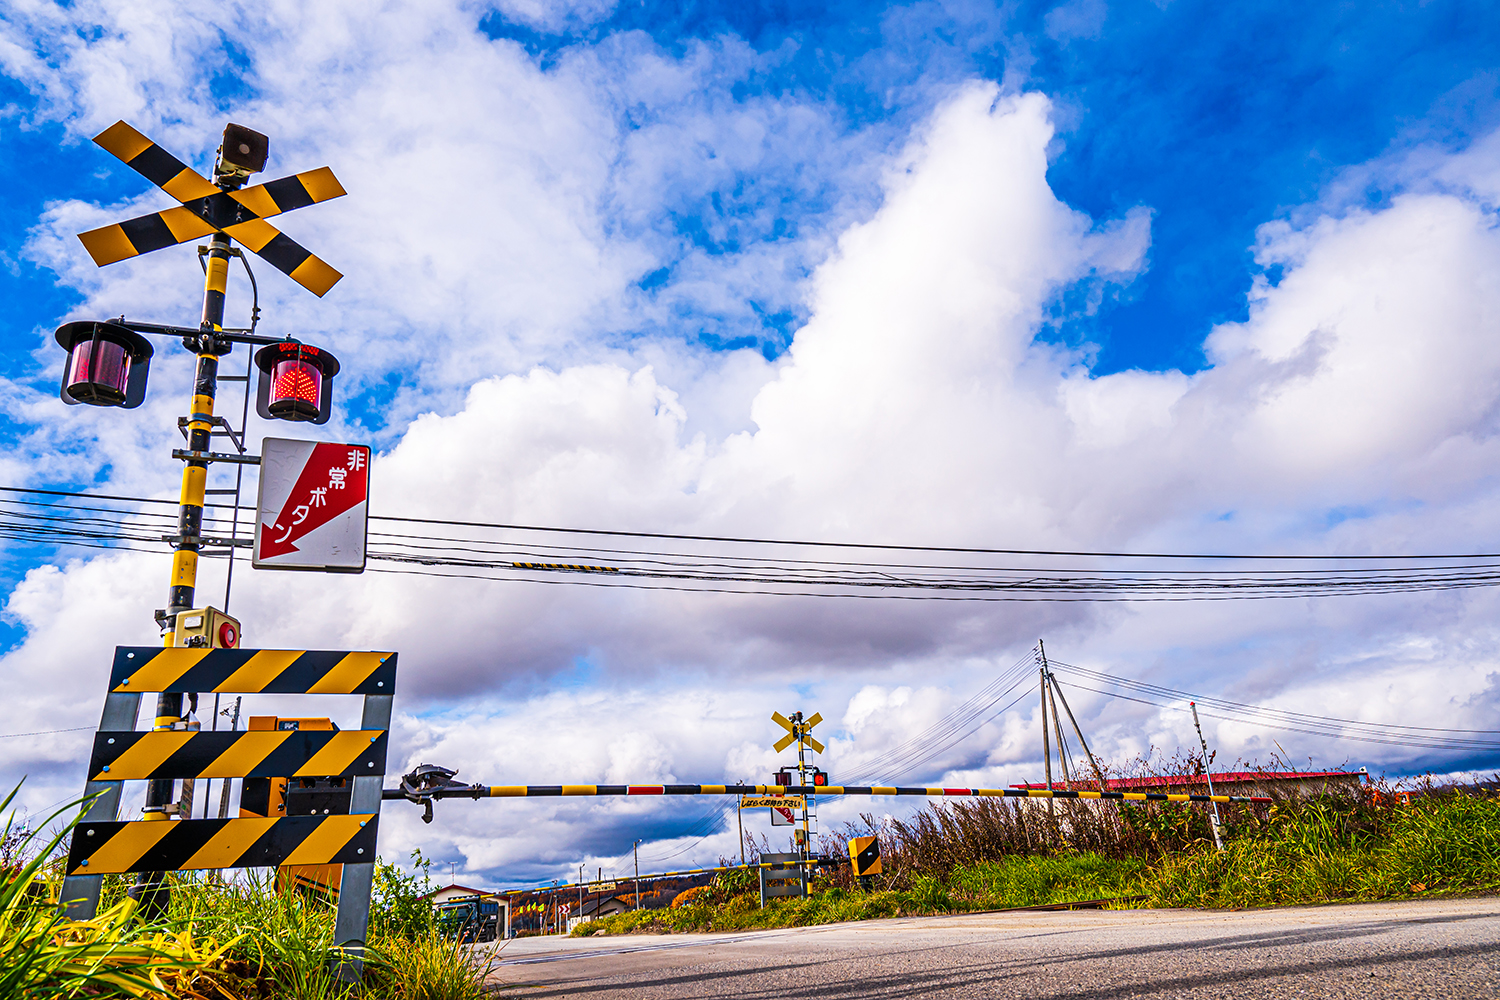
[254,341,340,425]
[54,321,153,409]
[270,359,322,418]
[218,621,238,648]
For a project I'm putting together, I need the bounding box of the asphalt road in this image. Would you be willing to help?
[482,897,1500,998]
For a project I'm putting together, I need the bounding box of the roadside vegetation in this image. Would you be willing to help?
[575,776,1500,937]
[0,783,491,999]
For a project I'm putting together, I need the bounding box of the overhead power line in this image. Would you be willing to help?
[6,485,1500,602]
[1047,660,1500,753]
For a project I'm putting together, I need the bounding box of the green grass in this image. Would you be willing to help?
[0,793,489,1000]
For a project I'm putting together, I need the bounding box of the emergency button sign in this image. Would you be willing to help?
[254,437,370,572]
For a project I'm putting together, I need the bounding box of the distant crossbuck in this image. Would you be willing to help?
[386,783,1272,804]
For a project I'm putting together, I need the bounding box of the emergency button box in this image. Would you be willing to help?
[173,606,241,649]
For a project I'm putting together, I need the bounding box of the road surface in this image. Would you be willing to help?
[483,897,1500,998]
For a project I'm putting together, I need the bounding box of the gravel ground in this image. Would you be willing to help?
[482,896,1500,998]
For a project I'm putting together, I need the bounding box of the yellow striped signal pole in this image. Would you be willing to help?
[128,231,233,919]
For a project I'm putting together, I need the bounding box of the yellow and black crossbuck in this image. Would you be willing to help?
[68,814,378,875]
[88,729,388,782]
[109,647,397,695]
[78,121,346,296]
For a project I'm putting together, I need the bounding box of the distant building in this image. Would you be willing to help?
[1011,770,1366,801]
[420,883,496,905]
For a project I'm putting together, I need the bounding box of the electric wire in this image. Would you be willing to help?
[0,725,94,740]
[843,652,1036,783]
[1046,661,1500,753]
[9,486,1500,602]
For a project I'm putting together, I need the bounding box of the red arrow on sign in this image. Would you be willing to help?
[259,443,369,558]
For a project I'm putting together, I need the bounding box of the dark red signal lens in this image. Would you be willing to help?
[65,336,132,405]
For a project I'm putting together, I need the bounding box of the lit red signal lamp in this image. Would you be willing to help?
[55,321,154,409]
[254,341,340,425]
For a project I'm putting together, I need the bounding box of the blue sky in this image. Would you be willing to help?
[7,3,1497,384]
[3,1,1500,886]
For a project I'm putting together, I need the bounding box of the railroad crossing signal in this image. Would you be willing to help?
[771,711,824,754]
[77,121,347,296]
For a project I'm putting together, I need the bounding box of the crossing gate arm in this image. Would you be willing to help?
[380,767,1273,822]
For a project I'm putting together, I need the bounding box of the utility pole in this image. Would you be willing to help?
[1046,675,1072,787]
[215,696,242,819]
[1039,654,1055,822]
[1190,702,1225,850]
[633,840,641,910]
[129,230,234,921]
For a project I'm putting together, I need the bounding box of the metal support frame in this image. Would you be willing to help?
[332,694,393,981]
[796,728,816,872]
[58,692,142,917]
[758,852,807,908]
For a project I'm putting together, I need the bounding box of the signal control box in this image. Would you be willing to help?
[173,606,241,649]
[237,715,349,899]
[239,716,343,818]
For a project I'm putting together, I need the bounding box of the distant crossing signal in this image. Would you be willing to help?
[77,121,346,297]
[775,768,827,788]
[771,711,824,754]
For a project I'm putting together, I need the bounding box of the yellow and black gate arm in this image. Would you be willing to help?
[381,763,1273,822]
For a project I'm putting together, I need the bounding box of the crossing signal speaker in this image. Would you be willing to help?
[55,321,153,409]
[216,123,269,185]
[255,341,340,424]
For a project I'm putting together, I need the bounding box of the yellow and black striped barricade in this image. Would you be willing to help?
[67,814,377,874]
[86,728,389,782]
[62,646,396,973]
[105,646,395,696]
